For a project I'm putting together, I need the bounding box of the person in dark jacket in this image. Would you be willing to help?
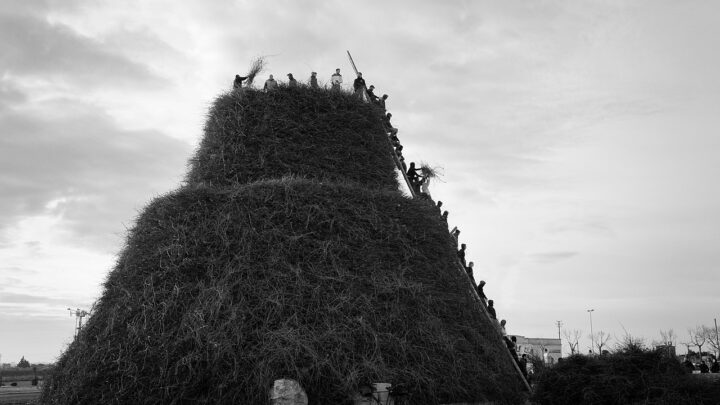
[487,299,497,319]
[711,359,720,373]
[378,94,388,110]
[457,244,467,266]
[465,261,476,285]
[477,280,487,304]
[366,85,379,102]
[287,73,298,87]
[309,72,319,88]
[406,162,421,193]
[699,362,710,373]
[353,72,366,98]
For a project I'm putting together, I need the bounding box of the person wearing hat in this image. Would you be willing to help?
[287,73,298,87]
[309,72,319,88]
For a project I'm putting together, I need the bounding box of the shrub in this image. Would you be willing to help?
[532,346,720,405]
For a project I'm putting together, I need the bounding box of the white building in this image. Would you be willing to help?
[514,336,562,364]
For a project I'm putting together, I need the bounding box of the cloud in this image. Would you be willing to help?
[0,291,69,306]
[0,95,192,250]
[0,12,168,89]
[527,251,578,264]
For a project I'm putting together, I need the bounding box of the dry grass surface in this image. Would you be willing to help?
[186,87,397,190]
[41,88,525,405]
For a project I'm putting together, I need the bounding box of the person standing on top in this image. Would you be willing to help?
[287,73,298,87]
[309,72,319,88]
[331,68,343,90]
[264,74,278,91]
[353,72,366,98]
[233,74,247,89]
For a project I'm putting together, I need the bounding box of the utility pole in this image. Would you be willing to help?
[556,321,563,340]
[715,318,719,358]
[67,308,89,338]
[587,309,595,354]
[556,320,563,358]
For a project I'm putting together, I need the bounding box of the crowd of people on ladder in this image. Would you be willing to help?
[234,65,528,383]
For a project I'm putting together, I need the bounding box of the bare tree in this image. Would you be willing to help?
[591,331,612,354]
[702,325,719,356]
[686,326,707,357]
[658,329,677,346]
[563,329,582,355]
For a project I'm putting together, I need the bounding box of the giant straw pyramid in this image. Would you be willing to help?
[42,85,526,404]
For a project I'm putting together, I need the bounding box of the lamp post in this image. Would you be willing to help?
[587,309,595,354]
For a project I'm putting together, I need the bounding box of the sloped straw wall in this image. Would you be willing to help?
[42,87,525,404]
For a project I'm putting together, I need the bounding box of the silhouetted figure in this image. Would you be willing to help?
[520,354,528,378]
[699,362,710,373]
[487,299,497,319]
[287,73,298,87]
[465,261,476,285]
[390,133,401,147]
[457,243,467,266]
[309,72,319,88]
[406,162,421,194]
[378,94,388,110]
[367,85,379,102]
[508,336,520,364]
[441,210,449,223]
[451,227,460,241]
[711,359,719,373]
[331,68,342,90]
[233,74,247,89]
[353,72,366,98]
[437,201,443,214]
[264,75,278,91]
[683,358,695,372]
[477,280,487,304]
[383,113,399,136]
[394,143,403,155]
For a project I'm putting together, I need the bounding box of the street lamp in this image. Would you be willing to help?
[587,309,595,354]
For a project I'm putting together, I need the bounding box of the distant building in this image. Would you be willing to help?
[514,336,562,364]
[655,344,676,358]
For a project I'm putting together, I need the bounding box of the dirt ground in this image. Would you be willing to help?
[0,381,41,404]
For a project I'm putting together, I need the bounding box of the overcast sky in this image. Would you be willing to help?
[1,0,719,364]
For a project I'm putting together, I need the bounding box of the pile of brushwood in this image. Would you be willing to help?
[187,85,397,189]
[41,87,526,404]
[532,343,720,405]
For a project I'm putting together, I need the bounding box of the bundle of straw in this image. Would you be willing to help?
[245,57,266,86]
[420,163,444,179]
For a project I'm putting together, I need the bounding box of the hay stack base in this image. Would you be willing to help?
[42,87,526,405]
